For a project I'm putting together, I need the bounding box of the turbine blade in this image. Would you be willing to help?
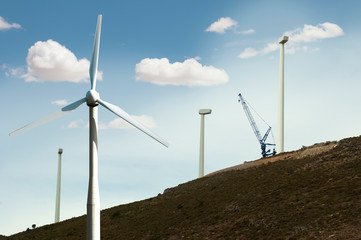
[89,14,102,90]
[9,98,86,136]
[97,98,169,148]
[61,97,87,111]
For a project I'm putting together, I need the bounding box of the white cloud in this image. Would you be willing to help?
[238,42,279,59]
[286,22,344,43]
[238,48,259,59]
[263,42,279,53]
[183,56,201,61]
[237,29,255,35]
[1,64,24,77]
[135,57,229,87]
[51,99,68,106]
[0,16,21,31]
[100,115,157,130]
[68,120,85,129]
[205,17,238,34]
[238,22,344,59]
[67,115,157,130]
[22,39,103,83]
[9,67,23,76]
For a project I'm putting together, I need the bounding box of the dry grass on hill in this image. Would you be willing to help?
[5,135,361,240]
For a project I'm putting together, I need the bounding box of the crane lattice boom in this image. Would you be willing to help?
[238,93,276,158]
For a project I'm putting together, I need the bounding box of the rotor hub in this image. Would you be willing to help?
[86,90,100,106]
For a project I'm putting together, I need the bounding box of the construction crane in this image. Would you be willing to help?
[238,93,276,158]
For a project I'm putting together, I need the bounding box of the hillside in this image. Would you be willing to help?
[5,135,361,239]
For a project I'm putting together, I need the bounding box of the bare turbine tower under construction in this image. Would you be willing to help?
[55,148,63,223]
[198,109,212,178]
[277,35,288,153]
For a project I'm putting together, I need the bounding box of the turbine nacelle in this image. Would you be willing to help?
[86,89,100,106]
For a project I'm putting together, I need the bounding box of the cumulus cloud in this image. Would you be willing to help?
[0,16,21,31]
[135,58,229,87]
[286,22,344,43]
[51,99,68,106]
[22,39,103,83]
[238,22,344,59]
[206,17,238,34]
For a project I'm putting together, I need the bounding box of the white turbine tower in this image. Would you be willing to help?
[198,109,211,178]
[277,35,288,154]
[55,148,63,223]
[10,15,169,240]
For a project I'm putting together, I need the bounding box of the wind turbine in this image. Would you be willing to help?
[10,15,169,240]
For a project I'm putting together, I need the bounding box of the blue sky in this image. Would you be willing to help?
[1,0,361,236]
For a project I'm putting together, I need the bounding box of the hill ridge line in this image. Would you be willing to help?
[205,140,338,177]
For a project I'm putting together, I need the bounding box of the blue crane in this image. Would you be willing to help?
[238,93,276,158]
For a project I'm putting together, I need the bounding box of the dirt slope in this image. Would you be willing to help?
[206,140,338,176]
[5,135,361,240]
